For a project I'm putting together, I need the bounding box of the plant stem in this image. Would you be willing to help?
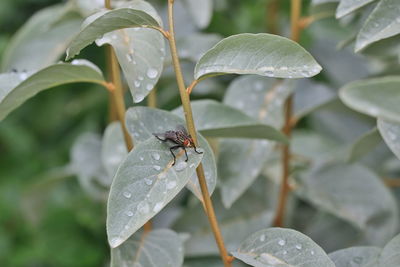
[273,0,302,227]
[147,87,157,108]
[266,0,280,34]
[166,1,232,266]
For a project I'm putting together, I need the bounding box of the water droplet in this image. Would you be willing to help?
[144,178,153,185]
[123,191,131,198]
[140,157,144,161]
[160,47,165,53]
[146,84,153,91]
[310,250,315,255]
[134,80,141,87]
[174,161,187,172]
[159,172,167,179]
[137,201,150,214]
[283,250,287,255]
[126,53,134,62]
[138,76,144,81]
[146,68,158,79]
[153,165,161,171]
[280,66,288,71]
[19,72,28,81]
[167,180,177,189]
[295,244,302,250]
[259,234,265,242]
[260,253,283,265]
[152,153,160,160]
[301,70,310,77]
[125,211,133,216]
[135,94,144,102]
[278,239,285,246]
[153,202,163,212]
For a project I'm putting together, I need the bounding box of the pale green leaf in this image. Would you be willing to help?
[66,7,160,60]
[194,33,322,80]
[107,138,203,248]
[182,0,213,29]
[174,179,273,256]
[218,76,292,208]
[329,246,381,267]
[124,106,217,201]
[1,4,82,71]
[0,60,105,121]
[379,233,400,267]
[95,1,165,103]
[111,229,184,267]
[232,228,335,267]
[377,118,400,160]
[339,76,400,123]
[296,162,399,246]
[336,0,377,18]
[173,100,288,143]
[101,122,128,180]
[356,0,400,51]
[347,128,382,162]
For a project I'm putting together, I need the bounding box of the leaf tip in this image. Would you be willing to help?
[109,236,125,248]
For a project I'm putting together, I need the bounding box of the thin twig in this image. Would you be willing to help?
[166,1,232,266]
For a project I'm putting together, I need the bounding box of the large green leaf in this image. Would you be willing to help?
[377,118,400,160]
[194,33,322,80]
[379,233,400,267]
[355,0,400,51]
[101,122,128,179]
[1,4,82,71]
[219,76,292,208]
[182,0,213,29]
[110,229,184,267]
[66,7,160,60]
[296,162,399,246]
[329,246,381,267]
[95,1,165,103]
[70,132,110,200]
[173,179,273,256]
[173,100,287,142]
[107,138,203,248]
[0,60,105,121]
[347,127,382,162]
[339,76,400,123]
[124,107,217,201]
[232,228,335,267]
[336,0,377,18]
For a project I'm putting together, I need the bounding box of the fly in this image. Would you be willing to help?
[153,125,203,165]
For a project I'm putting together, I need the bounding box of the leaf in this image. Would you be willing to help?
[0,60,105,121]
[377,118,400,160]
[95,1,165,103]
[101,122,128,180]
[218,76,292,208]
[177,33,222,62]
[110,229,184,267]
[379,233,400,267]
[182,0,213,29]
[1,4,82,71]
[66,7,161,60]
[339,76,400,123]
[125,106,217,201]
[173,100,288,143]
[329,246,381,267]
[232,228,335,267]
[194,33,322,80]
[293,79,336,120]
[70,132,109,200]
[355,0,400,51]
[296,162,399,246]
[336,0,377,18]
[347,127,382,162]
[107,138,203,248]
[173,179,273,256]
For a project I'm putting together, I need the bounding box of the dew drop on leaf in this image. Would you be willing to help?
[146,68,158,79]
[174,162,187,172]
[152,153,160,160]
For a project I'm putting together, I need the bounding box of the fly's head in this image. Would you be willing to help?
[183,137,195,148]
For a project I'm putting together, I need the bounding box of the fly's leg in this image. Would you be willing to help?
[193,145,203,154]
[154,135,167,142]
[169,145,181,166]
[183,147,189,162]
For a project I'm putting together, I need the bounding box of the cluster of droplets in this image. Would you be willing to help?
[257,65,321,78]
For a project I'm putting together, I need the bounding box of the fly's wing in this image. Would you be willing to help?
[176,125,190,138]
